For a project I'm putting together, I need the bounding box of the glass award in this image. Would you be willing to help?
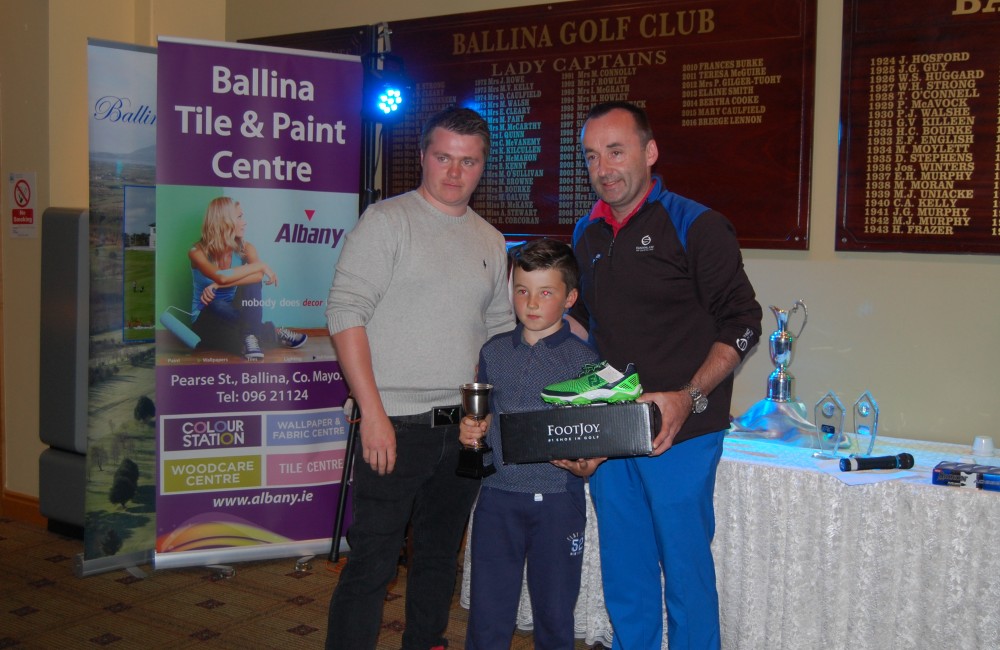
[812,391,846,459]
[852,391,879,457]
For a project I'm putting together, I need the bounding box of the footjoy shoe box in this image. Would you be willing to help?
[932,461,1000,492]
[500,402,660,464]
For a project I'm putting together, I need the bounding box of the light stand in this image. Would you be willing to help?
[329,22,409,563]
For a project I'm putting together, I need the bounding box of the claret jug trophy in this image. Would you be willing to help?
[730,300,818,446]
[767,300,807,402]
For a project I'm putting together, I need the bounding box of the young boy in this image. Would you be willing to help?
[461,238,603,649]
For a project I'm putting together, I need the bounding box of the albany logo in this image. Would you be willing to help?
[274,209,345,249]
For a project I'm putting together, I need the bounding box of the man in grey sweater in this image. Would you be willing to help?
[324,107,514,650]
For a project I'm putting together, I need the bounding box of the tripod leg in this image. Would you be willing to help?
[329,398,360,562]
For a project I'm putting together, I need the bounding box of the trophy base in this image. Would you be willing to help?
[456,446,496,479]
[731,398,843,449]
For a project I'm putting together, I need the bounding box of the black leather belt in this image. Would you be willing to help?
[390,405,462,427]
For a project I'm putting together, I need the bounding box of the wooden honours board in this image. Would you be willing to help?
[837,0,1000,254]
[383,0,816,249]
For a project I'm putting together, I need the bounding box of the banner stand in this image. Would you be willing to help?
[78,39,158,579]
[74,549,154,579]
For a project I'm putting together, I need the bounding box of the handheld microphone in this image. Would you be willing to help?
[839,453,914,472]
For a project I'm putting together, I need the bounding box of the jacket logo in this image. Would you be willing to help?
[736,328,754,352]
[636,234,654,253]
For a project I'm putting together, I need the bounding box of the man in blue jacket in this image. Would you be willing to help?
[569,101,763,649]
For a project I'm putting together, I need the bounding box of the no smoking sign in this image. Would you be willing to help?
[8,172,37,237]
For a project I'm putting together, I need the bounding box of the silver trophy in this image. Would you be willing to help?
[813,391,846,459]
[456,383,496,479]
[767,300,807,402]
[731,300,818,446]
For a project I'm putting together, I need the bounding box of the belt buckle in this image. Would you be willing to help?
[431,405,461,427]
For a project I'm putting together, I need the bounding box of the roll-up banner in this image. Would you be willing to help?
[83,39,158,574]
[153,38,360,569]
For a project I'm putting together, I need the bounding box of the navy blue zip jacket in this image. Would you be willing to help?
[570,176,763,444]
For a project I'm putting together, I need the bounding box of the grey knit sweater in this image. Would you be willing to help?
[326,190,514,416]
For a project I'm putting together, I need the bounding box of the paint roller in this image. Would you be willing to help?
[160,306,201,349]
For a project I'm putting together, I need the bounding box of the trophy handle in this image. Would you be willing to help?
[789,300,808,339]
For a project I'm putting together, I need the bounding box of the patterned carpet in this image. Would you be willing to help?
[1,518,605,649]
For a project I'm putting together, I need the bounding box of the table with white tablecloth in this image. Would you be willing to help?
[461,434,1000,649]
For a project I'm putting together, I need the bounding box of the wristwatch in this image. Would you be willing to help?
[682,383,708,414]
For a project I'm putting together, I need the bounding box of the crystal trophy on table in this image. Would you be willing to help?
[813,391,846,459]
[456,383,496,479]
[851,391,879,457]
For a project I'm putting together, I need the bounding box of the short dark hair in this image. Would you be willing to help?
[510,238,580,292]
[584,101,654,146]
[420,106,491,159]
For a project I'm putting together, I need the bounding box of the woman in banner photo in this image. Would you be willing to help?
[189,196,307,361]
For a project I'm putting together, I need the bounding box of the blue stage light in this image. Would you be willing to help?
[377,87,403,115]
[363,53,410,123]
